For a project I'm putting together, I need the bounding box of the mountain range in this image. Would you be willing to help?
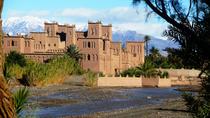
[3,16,179,54]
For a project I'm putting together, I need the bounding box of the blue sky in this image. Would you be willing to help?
[2,0,168,39]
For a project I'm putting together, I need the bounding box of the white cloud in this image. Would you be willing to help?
[4,7,168,39]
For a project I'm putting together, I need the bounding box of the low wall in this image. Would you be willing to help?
[142,78,171,87]
[159,68,201,77]
[142,78,158,87]
[171,77,201,86]
[97,77,142,87]
[158,78,171,87]
[97,76,198,87]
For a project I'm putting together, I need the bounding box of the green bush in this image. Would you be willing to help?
[158,71,169,78]
[84,71,97,87]
[121,61,158,78]
[5,55,83,86]
[98,72,105,77]
[5,51,26,67]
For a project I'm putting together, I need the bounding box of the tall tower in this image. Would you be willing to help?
[87,21,102,39]
[44,22,58,37]
[66,25,76,46]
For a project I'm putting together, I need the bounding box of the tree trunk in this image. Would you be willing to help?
[0,19,16,117]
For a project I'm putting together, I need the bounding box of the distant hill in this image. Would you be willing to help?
[112,30,179,54]
[3,16,179,54]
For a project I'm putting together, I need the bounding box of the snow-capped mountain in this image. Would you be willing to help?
[112,30,179,53]
[3,16,47,35]
[3,16,178,54]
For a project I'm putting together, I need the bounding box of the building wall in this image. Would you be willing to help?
[3,36,25,53]
[3,21,145,75]
[77,38,100,72]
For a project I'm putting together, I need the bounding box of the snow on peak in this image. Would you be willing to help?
[3,16,49,35]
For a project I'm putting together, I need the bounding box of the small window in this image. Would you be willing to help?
[48,44,50,47]
[133,53,137,57]
[25,41,27,47]
[88,54,90,61]
[94,42,96,48]
[54,44,56,47]
[88,42,91,48]
[12,40,15,46]
[103,40,105,51]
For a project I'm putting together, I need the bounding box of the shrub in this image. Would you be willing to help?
[121,68,136,77]
[84,71,97,87]
[5,55,83,86]
[24,55,83,86]
[98,72,105,77]
[158,71,169,78]
[5,51,26,67]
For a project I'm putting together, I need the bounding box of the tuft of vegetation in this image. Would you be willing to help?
[13,87,29,117]
[158,71,169,78]
[5,54,83,86]
[98,72,105,77]
[84,71,97,87]
[66,44,83,62]
[121,60,160,78]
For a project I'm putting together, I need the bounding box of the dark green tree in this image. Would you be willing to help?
[133,0,210,117]
[148,46,160,61]
[5,51,26,67]
[144,35,151,56]
[66,44,83,62]
[136,60,158,78]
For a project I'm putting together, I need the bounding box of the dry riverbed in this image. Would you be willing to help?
[15,83,195,118]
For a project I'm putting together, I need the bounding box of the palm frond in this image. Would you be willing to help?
[13,87,29,115]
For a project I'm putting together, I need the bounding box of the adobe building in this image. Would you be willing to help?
[3,21,145,75]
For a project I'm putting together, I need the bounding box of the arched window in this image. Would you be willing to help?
[93,42,96,48]
[88,54,91,61]
[103,40,105,51]
[25,41,27,47]
[28,41,30,47]
[88,42,91,48]
[11,40,15,46]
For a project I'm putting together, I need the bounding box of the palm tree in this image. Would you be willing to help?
[66,44,82,62]
[136,61,158,78]
[0,0,16,117]
[149,46,160,60]
[144,35,151,56]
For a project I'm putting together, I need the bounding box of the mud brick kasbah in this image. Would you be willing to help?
[3,21,145,75]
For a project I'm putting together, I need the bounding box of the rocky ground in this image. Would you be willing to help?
[76,99,192,118]
[13,76,196,118]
